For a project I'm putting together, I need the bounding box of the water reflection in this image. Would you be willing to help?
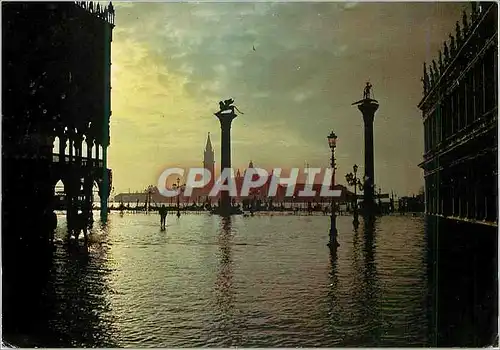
[212,216,241,346]
[326,246,340,334]
[3,223,117,347]
[360,217,382,345]
[215,217,235,315]
[426,216,498,347]
[7,213,493,347]
[2,243,55,347]
[51,237,116,347]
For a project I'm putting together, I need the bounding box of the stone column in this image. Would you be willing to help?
[59,134,67,163]
[95,142,100,163]
[353,98,379,215]
[214,110,237,217]
[86,137,93,165]
[473,164,478,220]
[74,133,83,165]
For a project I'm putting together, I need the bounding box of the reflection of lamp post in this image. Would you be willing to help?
[345,164,363,226]
[327,131,339,248]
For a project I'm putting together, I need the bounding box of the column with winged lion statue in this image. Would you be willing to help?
[214,98,244,216]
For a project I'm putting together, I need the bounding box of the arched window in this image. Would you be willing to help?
[53,136,60,155]
[64,138,70,156]
[82,137,88,158]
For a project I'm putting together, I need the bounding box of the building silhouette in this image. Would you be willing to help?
[418,2,497,226]
[233,161,353,204]
[418,2,498,346]
[3,2,114,246]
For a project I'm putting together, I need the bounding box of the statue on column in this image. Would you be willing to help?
[429,65,435,86]
[217,98,244,115]
[462,10,469,36]
[438,50,444,74]
[363,82,373,100]
[443,42,450,63]
[455,21,462,44]
[449,34,456,55]
[471,2,478,22]
[432,59,439,81]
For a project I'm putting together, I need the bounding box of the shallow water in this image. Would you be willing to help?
[4,212,430,347]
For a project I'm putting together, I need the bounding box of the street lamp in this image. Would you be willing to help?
[327,131,339,248]
[176,177,181,218]
[345,164,363,226]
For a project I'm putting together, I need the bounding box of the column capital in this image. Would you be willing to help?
[215,111,237,126]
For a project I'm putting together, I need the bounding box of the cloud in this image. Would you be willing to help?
[108,2,466,195]
[293,91,313,103]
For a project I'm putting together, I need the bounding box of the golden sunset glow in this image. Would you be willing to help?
[107,2,466,196]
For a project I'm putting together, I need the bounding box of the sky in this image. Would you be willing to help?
[107,1,467,196]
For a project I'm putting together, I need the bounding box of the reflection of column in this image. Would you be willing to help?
[83,173,93,225]
[214,217,235,334]
[361,219,380,335]
[49,234,117,347]
[65,175,76,234]
[348,218,381,342]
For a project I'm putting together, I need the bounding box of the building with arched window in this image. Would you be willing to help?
[418,2,497,226]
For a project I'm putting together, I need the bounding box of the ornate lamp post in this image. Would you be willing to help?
[145,185,154,213]
[327,131,339,248]
[345,164,363,226]
[176,177,181,218]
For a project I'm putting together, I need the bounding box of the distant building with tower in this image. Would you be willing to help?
[203,132,215,191]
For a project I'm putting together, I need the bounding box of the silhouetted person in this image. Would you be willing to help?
[159,205,168,229]
[71,212,89,242]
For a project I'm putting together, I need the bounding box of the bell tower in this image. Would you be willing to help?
[203,132,215,190]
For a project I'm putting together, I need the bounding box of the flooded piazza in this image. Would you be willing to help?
[4,2,497,348]
[4,212,434,347]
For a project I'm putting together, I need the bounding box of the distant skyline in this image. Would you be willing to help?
[107,1,466,196]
